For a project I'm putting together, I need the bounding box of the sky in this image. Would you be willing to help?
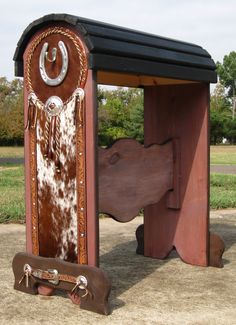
[0,0,236,81]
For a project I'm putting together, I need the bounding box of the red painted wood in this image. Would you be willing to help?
[85,70,99,267]
[144,83,209,266]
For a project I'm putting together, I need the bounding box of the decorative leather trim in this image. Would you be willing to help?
[29,126,39,255]
[25,26,88,104]
[76,97,87,264]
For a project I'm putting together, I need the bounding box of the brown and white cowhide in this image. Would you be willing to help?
[36,98,78,262]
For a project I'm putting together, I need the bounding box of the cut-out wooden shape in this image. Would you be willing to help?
[99,138,174,222]
[209,232,225,268]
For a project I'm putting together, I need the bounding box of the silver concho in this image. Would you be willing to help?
[39,41,68,86]
[45,96,64,117]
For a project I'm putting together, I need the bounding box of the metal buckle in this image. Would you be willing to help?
[48,269,59,285]
[77,275,88,289]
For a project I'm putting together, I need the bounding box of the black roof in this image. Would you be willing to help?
[14,13,217,83]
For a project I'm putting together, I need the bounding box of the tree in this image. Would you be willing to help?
[210,82,230,113]
[217,52,236,119]
[97,87,143,146]
[0,77,24,145]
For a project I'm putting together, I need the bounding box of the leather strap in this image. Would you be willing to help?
[31,268,76,284]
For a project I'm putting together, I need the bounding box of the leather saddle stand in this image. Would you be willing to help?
[12,252,111,315]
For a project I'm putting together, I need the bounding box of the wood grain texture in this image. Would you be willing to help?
[144,83,210,266]
[97,71,197,87]
[99,138,173,222]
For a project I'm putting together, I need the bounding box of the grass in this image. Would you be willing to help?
[0,145,235,163]
[0,166,25,223]
[210,173,236,209]
[0,166,236,223]
[0,146,24,158]
[210,145,236,165]
[0,145,235,223]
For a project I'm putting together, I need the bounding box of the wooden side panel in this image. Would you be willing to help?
[85,70,99,267]
[144,83,209,266]
[99,138,173,222]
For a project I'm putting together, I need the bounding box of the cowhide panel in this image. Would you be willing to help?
[37,99,77,262]
[23,25,88,262]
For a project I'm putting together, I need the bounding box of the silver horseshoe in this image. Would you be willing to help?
[39,41,68,86]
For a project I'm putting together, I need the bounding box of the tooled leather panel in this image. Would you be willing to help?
[24,25,88,263]
[25,25,87,104]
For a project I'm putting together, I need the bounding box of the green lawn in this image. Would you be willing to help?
[0,145,235,164]
[0,145,236,223]
[210,145,236,165]
[0,146,24,158]
[0,166,25,223]
[210,173,236,209]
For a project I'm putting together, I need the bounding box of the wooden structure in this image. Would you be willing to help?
[12,14,224,314]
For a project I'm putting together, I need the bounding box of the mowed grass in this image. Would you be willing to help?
[0,146,236,223]
[210,145,236,165]
[0,166,25,223]
[0,145,235,163]
[0,146,24,158]
[210,173,236,209]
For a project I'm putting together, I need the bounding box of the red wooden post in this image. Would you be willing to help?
[85,70,99,267]
[144,83,209,266]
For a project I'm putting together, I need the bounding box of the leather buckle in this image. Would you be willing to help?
[48,269,59,285]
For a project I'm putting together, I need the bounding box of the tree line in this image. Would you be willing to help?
[0,51,235,146]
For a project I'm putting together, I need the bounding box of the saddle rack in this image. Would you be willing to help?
[12,14,224,315]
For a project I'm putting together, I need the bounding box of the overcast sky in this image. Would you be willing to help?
[0,0,236,81]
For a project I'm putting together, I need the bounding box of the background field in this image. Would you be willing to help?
[0,146,24,158]
[0,145,236,223]
[210,145,236,165]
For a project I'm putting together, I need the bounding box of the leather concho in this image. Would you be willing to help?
[24,25,88,264]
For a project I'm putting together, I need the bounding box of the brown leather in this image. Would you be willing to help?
[12,252,111,315]
[23,25,88,261]
[25,24,88,104]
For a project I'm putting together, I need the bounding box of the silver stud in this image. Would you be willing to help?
[80,233,85,237]
[80,207,84,212]
[79,152,82,156]
[80,180,83,185]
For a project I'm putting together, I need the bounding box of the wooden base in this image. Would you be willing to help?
[136,225,225,268]
[12,252,111,315]
[209,233,225,268]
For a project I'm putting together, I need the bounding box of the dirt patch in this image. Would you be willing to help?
[0,212,236,324]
